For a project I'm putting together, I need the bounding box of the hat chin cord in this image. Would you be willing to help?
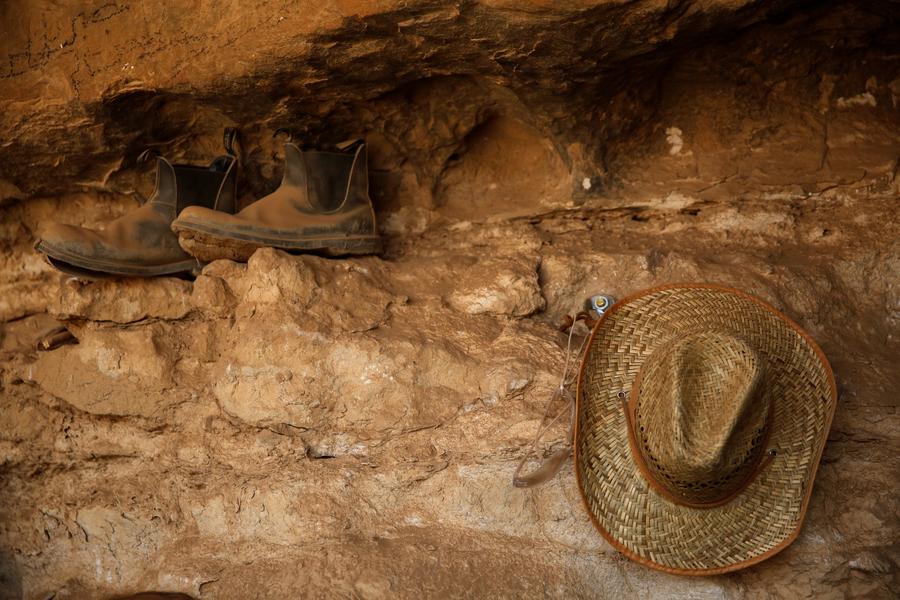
[512,313,590,488]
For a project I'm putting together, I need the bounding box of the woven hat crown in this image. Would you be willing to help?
[631,330,772,505]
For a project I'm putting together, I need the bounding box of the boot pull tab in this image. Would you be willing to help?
[273,128,294,143]
[137,148,160,164]
[335,138,364,152]
[223,127,239,157]
[512,312,593,488]
[135,149,163,205]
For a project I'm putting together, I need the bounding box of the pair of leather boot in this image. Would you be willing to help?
[36,132,381,279]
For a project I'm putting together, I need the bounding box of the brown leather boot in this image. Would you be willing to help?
[172,140,381,262]
[36,150,237,279]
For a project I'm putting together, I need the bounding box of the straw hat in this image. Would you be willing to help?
[575,284,836,574]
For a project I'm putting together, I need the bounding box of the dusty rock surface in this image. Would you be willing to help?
[1,0,899,599]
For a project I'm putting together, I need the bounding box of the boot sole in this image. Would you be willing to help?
[172,221,382,263]
[36,241,203,279]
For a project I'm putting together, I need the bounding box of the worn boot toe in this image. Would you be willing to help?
[37,222,111,264]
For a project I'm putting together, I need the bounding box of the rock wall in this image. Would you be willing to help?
[0,0,898,598]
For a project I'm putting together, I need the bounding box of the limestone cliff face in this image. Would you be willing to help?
[0,1,898,599]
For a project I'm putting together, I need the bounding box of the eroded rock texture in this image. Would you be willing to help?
[0,0,898,598]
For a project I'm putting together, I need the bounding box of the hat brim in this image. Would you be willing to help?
[574,284,837,575]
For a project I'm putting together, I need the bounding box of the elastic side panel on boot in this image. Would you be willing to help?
[347,144,370,209]
[154,157,178,209]
[172,166,229,212]
[303,152,355,212]
[283,144,308,187]
[210,156,233,172]
[211,156,237,214]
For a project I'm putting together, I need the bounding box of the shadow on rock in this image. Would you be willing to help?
[0,547,22,600]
